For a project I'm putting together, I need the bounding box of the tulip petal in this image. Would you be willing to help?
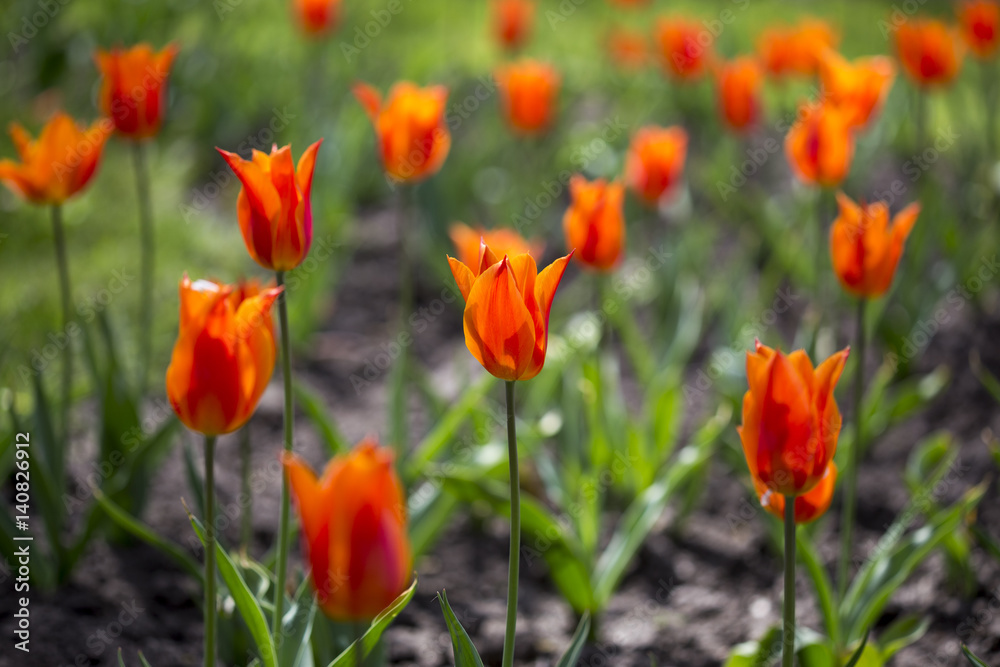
[447,255,476,302]
[463,257,536,380]
[353,82,382,121]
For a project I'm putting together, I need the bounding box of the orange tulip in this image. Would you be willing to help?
[753,461,838,524]
[716,57,764,133]
[563,176,625,271]
[829,192,921,298]
[654,17,714,81]
[283,438,411,621]
[448,242,571,381]
[492,0,534,51]
[449,223,542,271]
[895,19,964,87]
[0,113,110,205]
[292,0,340,35]
[738,340,849,497]
[758,20,839,78]
[95,43,178,139]
[354,81,451,183]
[166,275,281,436]
[958,0,999,58]
[495,60,560,135]
[624,125,688,205]
[608,28,649,70]
[784,101,855,187]
[819,50,896,129]
[217,140,322,272]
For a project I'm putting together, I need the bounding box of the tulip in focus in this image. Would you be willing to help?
[448,242,571,381]
[563,176,625,271]
[819,50,896,129]
[95,43,178,139]
[608,28,649,70]
[0,113,110,205]
[754,462,838,524]
[784,101,855,187]
[166,276,281,436]
[624,125,688,206]
[895,19,964,87]
[492,0,534,51]
[217,141,322,272]
[829,192,921,298]
[958,0,1000,58]
[716,57,763,133]
[495,60,560,135]
[449,223,542,270]
[758,20,838,78]
[738,340,849,497]
[654,17,714,81]
[292,0,341,35]
[354,81,451,183]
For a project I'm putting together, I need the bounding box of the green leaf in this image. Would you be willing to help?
[962,645,992,667]
[182,438,206,521]
[294,381,347,456]
[139,652,153,667]
[877,615,929,662]
[970,349,1000,405]
[724,626,781,667]
[407,373,493,477]
[843,629,871,667]
[408,484,460,558]
[797,531,840,645]
[556,613,591,667]
[438,590,485,667]
[118,648,127,667]
[327,577,418,667]
[795,628,836,667]
[277,580,317,667]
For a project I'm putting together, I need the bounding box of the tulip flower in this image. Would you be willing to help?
[819,50,896,129]
[608,28,649,71]
[758,20,838,78]
[449,223,542,271]
[784,101,855,187]
[624,125,688,206]
[959,0,999,58]
[292,0,340,35]
[353,81,451,183]
[492,0,534,51]
[716,57,763,133]
[283,439,412,621]
[563,176,625,271]
[654,17,714,81]
[217,140,322,272]
[895,19,964,87]
[94,43,178,140]
[754,462,838,525]
[495,60,560,135]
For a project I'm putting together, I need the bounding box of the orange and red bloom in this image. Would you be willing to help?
[894,19,964,87]
[784,101,855,187]
[655,17,714,81]
[738,340,849,498]
[758,20,839,78]
[716,57,764,133]
[563,176,625,271]
[292,0,341,35]
[217,141,322,272]
[95,43,178,139]
[354,81,451,183]
[284,439,412,621]
[448,242,571,381]
[166,276,281,436]
[624,125,688,205]
[830,192,921,298]
[958,0,999,58]
[819,50,896,129]
[0,113,110,205]
[449,223,541,271]
[608,28,649,70]
[495,60,560,135]
[753,461,838,524]
[492,0,534,51]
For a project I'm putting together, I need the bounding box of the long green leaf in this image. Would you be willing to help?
[797,531,840,646]
[962,645,992,667]
[843,629,870,667]
[327,578,418,667]
[878,615,929,662]
[294,381,347,456]
[438,590,485,667]
[556,613,591,667]
[277,582,317,667]
[407,373,493,477]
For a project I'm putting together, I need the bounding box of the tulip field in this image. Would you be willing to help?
[3,0,1000,665]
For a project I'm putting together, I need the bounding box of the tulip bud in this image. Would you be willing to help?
[94,43,178,140]
[563,176,625,271]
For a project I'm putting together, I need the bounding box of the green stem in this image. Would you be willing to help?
[782,498,796,667]
[204,434,217,667]
[392,186,413,457]
[132,141,154,396]
[273,270,294,631]
[502,380,520,667]
[50,204,72,439]
[838,297,865,600]
[239,424,252,552]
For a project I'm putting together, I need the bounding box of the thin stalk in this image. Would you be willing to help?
[132,141,154,396]
[239,424,252,552]
[353,619,365,667]
[838,297,865,600]
[50,204,72,438]
[502,380,521,667]
[782,498,796,667]
[204,435,218,667]
[273,270,294,631]
[391,186,413,456]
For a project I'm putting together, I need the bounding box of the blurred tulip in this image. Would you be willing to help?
[448,242,571,381]
[354,81,451,183]
[624,125,688,205]
[754,462,837,524]
[0,113,110,205]
[829,192,920,298]
[895,19,964,87]
[449,223,542,270]
[738,340,849,497]
[563,176,625,271]
[492,0,534,51]
[217,140,322,272]
[716,56,764,133]
[95,43,178,139]
[758,20,839,78]
[784,101,855,187]
[819,50,896,128]
[283,439,411,621]
[292,0,340,35]
[654,17,713,80]
[495,60,560,134]
[608,28,649,70]
[166,276,281,436]
[958,0,999,58]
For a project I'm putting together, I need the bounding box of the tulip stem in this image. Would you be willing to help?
[204,434,217,667]
[50,204,72,439]
[782,498,796,667]
[838,297,865,601]
[502,380,520,667]
[132,141,154,397]
[273,270,294,632]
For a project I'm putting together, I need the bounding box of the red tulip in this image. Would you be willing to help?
[95,43,178,139]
